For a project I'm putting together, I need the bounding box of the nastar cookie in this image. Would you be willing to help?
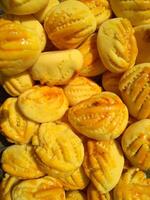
[66,190,86,200]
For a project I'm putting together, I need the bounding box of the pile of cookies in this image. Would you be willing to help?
[0,0,150,199]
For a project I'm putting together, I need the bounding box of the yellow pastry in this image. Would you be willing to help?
[17,86,69,123]
[64,76,102,106]
[2,71,34,97]
[134,24,150,63]
[0,98,39,144]
[34,0,60,23]
[0,19,41,76]
[109,0,150,26]
[78,33,106,77]
[66,190,86,200]
[83,140,124,193]
[113,168,150,200]
[0,0,49,15]
[12,176,65,200]
[32,122,84,178]
[119,63,150,120]
[97,18,138,73]
[122,119,150,171]
[59,166,89,190]
[102,71,121,95]
[44,0,96,49]
[68,92,128,140]
[31,50,83,86]
[87,183,112,200]
[1,145,45,179]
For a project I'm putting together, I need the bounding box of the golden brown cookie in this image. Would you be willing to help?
[0,98,39,144]
[109,0,150,26]
[87,183,112,200]
[66,190,86,200]
[83,140,124,193]
[32,122,84,178]
[1,145,45,179]
[12,176,65,200]
[68,92,128,140]
[119,63,150,120]
[64,76,102,106]
[0,0,49,15]
[17,86,69,123]
[134,24,150,63]
[44,0,96,49]
[113,168,150,200]
[31,50,83,86]
[122,119,150,171]
[97,18,138,73]
[0,19,41,76]
[2,71,34,97]
[78,33,106,77]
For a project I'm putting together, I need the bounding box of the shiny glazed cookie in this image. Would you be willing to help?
[113,168,150,200]
[44,0,96,49]
[122,119,150,171]
[64,76,102,106]
[17,86,69,123]
[97,18,138,73]
[66,190,86,200]
[68,92,128,140]
[87,183,112,200]
[31,50,83,86]
[134,24,150,63]
[109,0,150,26]
[1,145,45,179]
[0,19,41,76]
[78,33,106,77]
[0,0,49,15]
[2,71,34,97]
[0,98,39,144]
[32,122,84,178]
[83,140,124,193]
[119,63,150,120]
[11,176,65,200]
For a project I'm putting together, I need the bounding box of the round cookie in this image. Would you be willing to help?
[119,63,150,120]
[44,0,96,49]
[32,122,84,178]
[109,0,150,26]
[83,140,124,193]
[122,119,150,171]
[97,18,138,73]
[0,98,39,144]
[68,92,128,140]
[64,76,102,106]
[66,190,86,200]
[1,145,45,179]
[17,86,69,123]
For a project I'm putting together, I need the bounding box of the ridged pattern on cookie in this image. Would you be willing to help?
[66,190,86,200]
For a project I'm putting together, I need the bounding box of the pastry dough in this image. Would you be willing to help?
[64,76,102,106]
[122,119,150,171]
[1,145,45,179]
[109,0,150,26]
[119,63,150,120]
[83,140,124,193]
[66,190,86,200]
[78,33,106,77]
[17,86,69,123]
[0,98,39,144]
[32,122,84,178]
[44,0,96,49]
[68,92,128,140]
[31,50,83,86]
[97,18,138,73]
[0,19,41,76]
[113,168,150,200]
[0,0,49,15]
[135,24,150,63]
[2,71,34,97]
[12,176,65,200]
